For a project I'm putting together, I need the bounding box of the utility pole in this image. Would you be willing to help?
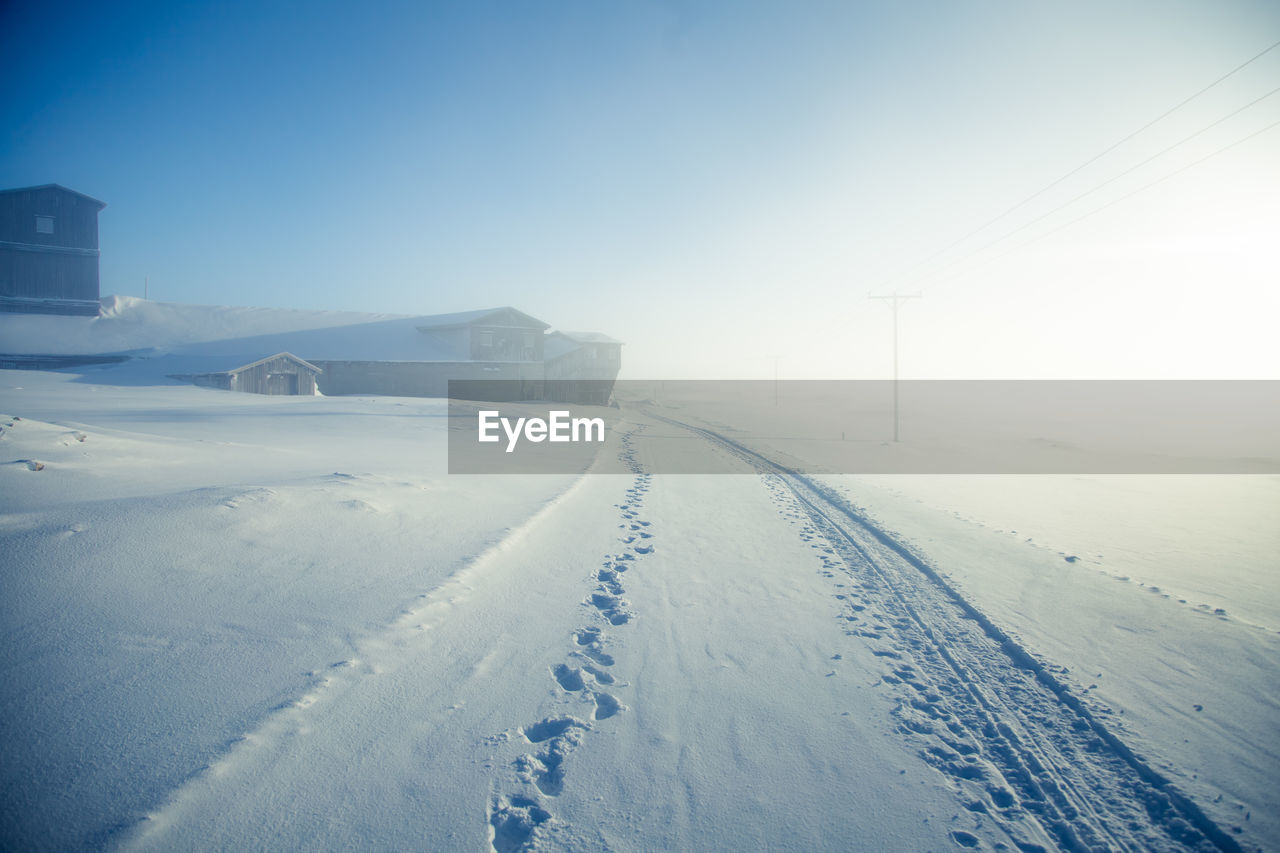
[772,355,781,406]
[869,292,920,442]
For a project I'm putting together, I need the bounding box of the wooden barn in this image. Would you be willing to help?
[183,353,321,395]
[0,185,106,316]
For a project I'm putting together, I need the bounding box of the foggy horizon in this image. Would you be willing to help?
[4,2,1278,380]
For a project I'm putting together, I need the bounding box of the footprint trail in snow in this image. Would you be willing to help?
[489,424,653,852]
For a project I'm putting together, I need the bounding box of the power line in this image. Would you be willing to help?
[968,38,1280,231]
[875,37,1280,291]
[902,84,1280,292]
[924,116,1280,290]
[994,117,1280,261]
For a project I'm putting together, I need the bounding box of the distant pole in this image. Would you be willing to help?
[144,276,148,300]
[773,355,781,406]
[869,292,920,441]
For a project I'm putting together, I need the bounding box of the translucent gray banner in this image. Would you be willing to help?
[447,380,1280,474]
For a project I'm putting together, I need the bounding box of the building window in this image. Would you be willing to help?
[478,330,494,346]
[35,215,54,234]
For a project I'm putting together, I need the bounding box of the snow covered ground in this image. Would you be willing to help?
[816,474,1280,847]
[0,370,573,849]
[2,365,1276,851]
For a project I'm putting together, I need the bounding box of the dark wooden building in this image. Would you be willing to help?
[181,353,321,395]
[0,185,106,316]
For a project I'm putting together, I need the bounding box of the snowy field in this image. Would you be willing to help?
[818,475,1280,845]
[2,367,1277,851]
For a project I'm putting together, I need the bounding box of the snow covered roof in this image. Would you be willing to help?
[165,352,322,381]
[552,331,623,344]
[0,296,411,356]
[0,298,560,361]
[167,315,469,363]
[157,307,554,366]
[224,352,322,375]
[414,306,550,331]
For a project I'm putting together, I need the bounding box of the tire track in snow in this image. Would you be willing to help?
[489,423,654,853]
[653,413,1246,853]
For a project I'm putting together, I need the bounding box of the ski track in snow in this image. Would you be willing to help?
[653,413,1247,853]
[489,423,653,853]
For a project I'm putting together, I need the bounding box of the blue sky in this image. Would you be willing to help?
[3,1,1278,378]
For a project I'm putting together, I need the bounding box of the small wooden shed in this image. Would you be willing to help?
[188,352,321,395]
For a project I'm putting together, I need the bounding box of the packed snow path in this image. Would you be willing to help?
[655,414,1245,853]
[111,421,966,852]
